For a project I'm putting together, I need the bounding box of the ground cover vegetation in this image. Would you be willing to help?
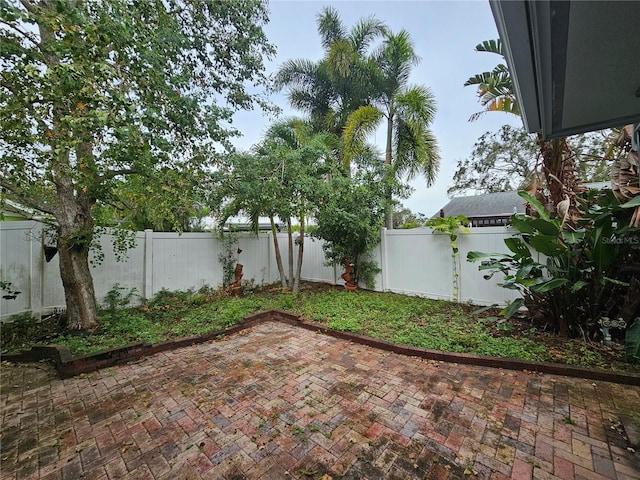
[2,283,638,374]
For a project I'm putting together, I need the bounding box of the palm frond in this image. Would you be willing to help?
[349,15,387,53]
[274,59,320,90]
[474,39,502,56]
[327,40,358,80]
[395,86,437,126]
[393,118,440,185]
[317,6,346,50]
[343,106,383,164]
[377,30,419,90]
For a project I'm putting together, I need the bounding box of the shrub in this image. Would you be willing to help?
[468,190,640,338]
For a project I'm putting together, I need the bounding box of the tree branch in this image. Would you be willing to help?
[18,0,35,13]
[0,18,40,47]
[0,178,57,217]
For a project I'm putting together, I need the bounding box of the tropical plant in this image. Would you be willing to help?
[464,39,579,213]
[344,30,440,228]
[468,190,640,338]
[274,6,386,171]
[463,39,519,121]
[0,0,274,330]
[215,119,337,292]
[425,216,470,302]
[313,169,386,289]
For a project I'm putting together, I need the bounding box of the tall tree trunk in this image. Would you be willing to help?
[56,177,98,331]
[38,6,97,330]
[287,218,294,289]
[538,136,584,224]
[385,114,394,229]
[540,137,565,207]
[270,216,287,289]
[293,215,305,292]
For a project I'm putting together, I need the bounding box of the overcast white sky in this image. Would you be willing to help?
[229,0,522,218]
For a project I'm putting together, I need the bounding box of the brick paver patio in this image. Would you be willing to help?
[1,321,639,479]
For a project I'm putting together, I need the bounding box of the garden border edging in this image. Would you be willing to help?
[4,309,639,386]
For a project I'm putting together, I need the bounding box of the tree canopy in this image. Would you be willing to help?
[276,10,440,229]
[448,125,614,197]
[0,0,274,329]
[215,119,337,292]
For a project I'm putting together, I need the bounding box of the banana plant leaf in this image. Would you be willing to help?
[504,237,532,259]
[620,196,640,208]
[501,298,524,319]
[529,236,567,257]
[518,191,550,221]
[626,318,640,364]
[530,278,569,293]
[467,251,510,262]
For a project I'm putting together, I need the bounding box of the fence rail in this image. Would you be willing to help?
[0,221,519,320]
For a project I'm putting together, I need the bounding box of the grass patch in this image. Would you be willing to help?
[1,283,638,374]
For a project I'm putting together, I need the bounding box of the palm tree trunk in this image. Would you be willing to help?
[385,114,394,229]
[293,215,305,292]
[540,137,565,207]
[270,216,287,289]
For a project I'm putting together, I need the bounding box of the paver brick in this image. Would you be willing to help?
[2,321,639,480]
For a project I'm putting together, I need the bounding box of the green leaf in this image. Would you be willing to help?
[504,237,532,259]
[467,251,510,262]
[570,280,588,292]
[529,219,559,236]
[509,214,536,234]
[518,191,549,221]
[561,230,585,244]
[626,318,640,364]
[501,298,524,319]
[620,196,640,209]
[603,277,630,287]
[530,278,569,293]
[528,236,566,257]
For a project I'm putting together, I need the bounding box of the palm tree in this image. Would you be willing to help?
[344,30,440,229]
[464,39,578,213]
[463,39,520,121]
[218,119,337,292]
[274,6,386,171]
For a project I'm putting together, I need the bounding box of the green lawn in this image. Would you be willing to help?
[2,284,638,374]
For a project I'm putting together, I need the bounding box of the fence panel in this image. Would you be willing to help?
[382,228,454,299]
[150,232,222,296]
[300,236,337,284]
[89,230,146,305]
[1,222,42,317]
[458,226,520,306]
[2,222,523,321]
[235,233,273,286]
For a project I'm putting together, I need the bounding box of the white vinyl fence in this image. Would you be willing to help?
[0,221,519,320]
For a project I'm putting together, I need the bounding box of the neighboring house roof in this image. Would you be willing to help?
[1,200,33,221]
[439,191,526,219]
